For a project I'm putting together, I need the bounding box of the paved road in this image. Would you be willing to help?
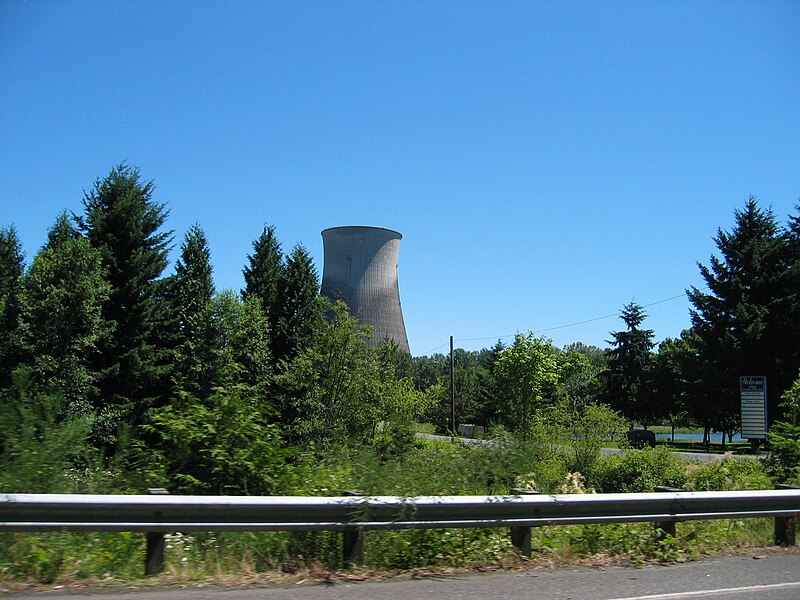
[6,553,799,600]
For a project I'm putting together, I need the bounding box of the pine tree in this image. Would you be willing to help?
[77,163,172,444]
[0,226,26,389]
[687,198,785,430]
[243,225,283,321]
[274,244,320,362]
[602,302,658,428]
[168,224,215,395]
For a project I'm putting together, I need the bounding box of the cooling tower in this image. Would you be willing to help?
[320,226,410,354]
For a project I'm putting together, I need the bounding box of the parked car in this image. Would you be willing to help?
[626,429,656,449]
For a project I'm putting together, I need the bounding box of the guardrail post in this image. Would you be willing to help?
[145,488,169,576]
[775,484,799,546]
[654,486,683,539]
[341,490,364,566]
[509,489,540,557]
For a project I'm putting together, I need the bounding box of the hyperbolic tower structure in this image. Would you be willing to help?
[320,226,410,353]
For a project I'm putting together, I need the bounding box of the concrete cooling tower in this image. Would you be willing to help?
[320,226,410,354]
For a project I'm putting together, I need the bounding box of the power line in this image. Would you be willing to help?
[423,293,687,355]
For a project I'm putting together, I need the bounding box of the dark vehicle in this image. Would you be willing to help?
[626,429,656,449]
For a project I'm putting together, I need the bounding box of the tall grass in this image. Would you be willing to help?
[0,435,783,585]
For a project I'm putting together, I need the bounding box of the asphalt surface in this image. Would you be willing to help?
[4,552,799,600]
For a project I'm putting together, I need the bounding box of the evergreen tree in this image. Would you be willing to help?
[20,213,112,415]
[273,244,320,362]
[773,203,800,396]
[602,302,658,427]
[76,163,172,444]
[243,224,283,335]
[168,224,215,395]
[687,198,786,430]
[0,226,26,389]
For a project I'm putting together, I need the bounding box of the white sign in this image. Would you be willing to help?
[740,376,767,439]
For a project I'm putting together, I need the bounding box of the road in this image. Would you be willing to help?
[5,553,799,600]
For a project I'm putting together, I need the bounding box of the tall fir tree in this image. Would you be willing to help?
[687,198,786,429]
[167,224,215,396]
[243,225,283,317]
[76,163,172,444]
[0,225,26,390]
[774,203,800,396]
[602,302,658,428]
[274,244,320,363]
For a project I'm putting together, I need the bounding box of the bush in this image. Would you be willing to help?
[684,456,771,491]
[591,447,686,492]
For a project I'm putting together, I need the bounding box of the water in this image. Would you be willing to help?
[655,432,745,443]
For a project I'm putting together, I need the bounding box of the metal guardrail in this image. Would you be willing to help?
[2,489,799,574]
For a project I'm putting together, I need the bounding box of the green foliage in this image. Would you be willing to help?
[208,291,273,392]
[77,163,173,445]
[592,447,686,492]
[565,403,627,476]
[0,531,144,583]
[602,302,658,427]
[558,346,605,413]
[687,198,799,434]
[562,523,689,564]
[494,333,561,436]
[143,385,288,495]
[277,299,378,446]
[766,373,800,484]
[274,244,320,361]
[0,225,26,389]
[683,456,771,491]
[0,371,95,493]
[243,224,283,333]
[365,528,514,569]
[166,224,215,396]
[20,214,112,415]
[243,227,319,363]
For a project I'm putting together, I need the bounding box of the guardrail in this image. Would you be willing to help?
[2,489,799,575]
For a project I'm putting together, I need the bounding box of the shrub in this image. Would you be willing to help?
[591,447,685,492]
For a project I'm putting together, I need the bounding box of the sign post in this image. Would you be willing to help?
[740,376,768,452]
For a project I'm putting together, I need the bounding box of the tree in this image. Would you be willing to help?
[687,198,787,432]
[653,333,695,439]
[243,224,283,350]
[773,203,800,397]
[167,224,215,395]
[77,163,172,444]
[558,344,605,413]
[208,291,273,395]
[602,302,658,428]
[273,244,320,362]
[494,333,561,437]
[277,299,378,446]
[0,226,25,389]
[144,384,288,495]
[20,213,112,415]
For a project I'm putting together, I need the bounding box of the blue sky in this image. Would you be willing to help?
[2,1,799,356]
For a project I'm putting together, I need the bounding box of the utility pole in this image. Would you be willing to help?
[450,335,456,433]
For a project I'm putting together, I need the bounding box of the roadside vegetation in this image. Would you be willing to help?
[1,165,799,586]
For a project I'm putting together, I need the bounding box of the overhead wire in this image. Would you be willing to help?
[422,292,686,355]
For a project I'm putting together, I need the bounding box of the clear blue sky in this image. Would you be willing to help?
[2,1,799,356]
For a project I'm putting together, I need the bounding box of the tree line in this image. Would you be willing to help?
[417,198,800,448]
[0,164,798,495]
